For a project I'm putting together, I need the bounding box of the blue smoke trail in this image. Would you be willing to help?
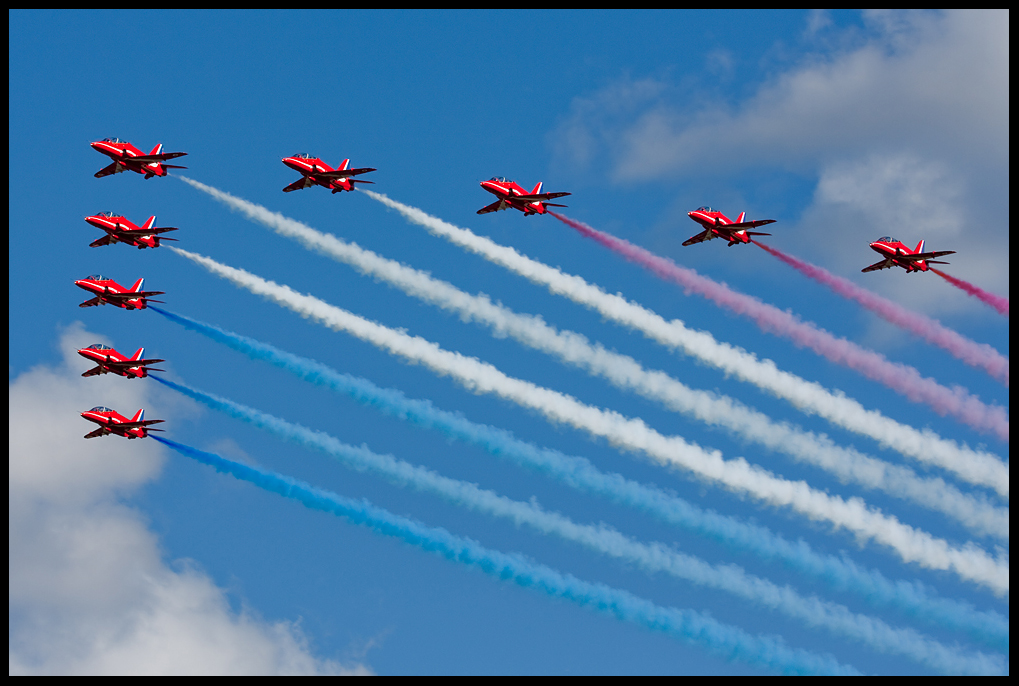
[152,435,858,675]
[151,375,1006,673]
[149,306,1008,649]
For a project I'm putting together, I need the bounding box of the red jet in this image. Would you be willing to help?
[281,154,376,193]
[85,212,179,249]
[91,138,188,179]
[683,207,776,247]
[80,406,164,439]
[74,275,164,310]
[862,237,956,273]
[477,177,570,216]
[77,344,165,379]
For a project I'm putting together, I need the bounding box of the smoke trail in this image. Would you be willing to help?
[148,306,1010,648]
[166,247,1010,595]
[154,377,1001,672]
[359,190,1008,498]
[153,436,859,675]
[753,240,1008,385]
[552,212,1008,442]
[175,180,1007,535]
[148,305,1010,648]
[931,268,1010,318]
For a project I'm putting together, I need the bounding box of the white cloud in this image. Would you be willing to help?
[9,325,370,675]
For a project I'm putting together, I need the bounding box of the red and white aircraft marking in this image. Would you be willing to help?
[80,406,164,439]
[84,212,179,249]
[91,138,187,179]
[477,177,571,216]
[281,154,376,193]
[683,207,776,247]
[77,344,165,379]
[862,237,956,273]
[74,275,164,310]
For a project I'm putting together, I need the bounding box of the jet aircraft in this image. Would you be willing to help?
[77,344,165,379]
[91,138,187,179]
[862,237,956,273]
[74,275,164,310]
[84,212,179,249]
[80,406,164,439]
[281,154,376,193]
[477,178,570,216]
[683,207,776,247]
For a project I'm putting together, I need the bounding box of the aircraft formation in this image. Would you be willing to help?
[77,137,962,441]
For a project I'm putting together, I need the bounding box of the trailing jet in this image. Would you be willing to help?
[91,138,187,179]
[77,344,165,379]
[683,207,776,247]
[80,406,164,439]
[281,154,376,193]
[74,275,164,310]
[84,212,179,249]
[862,237,956,273]
[477,177,571,216]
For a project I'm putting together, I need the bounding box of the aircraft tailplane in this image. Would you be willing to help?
[149,143,163,157]
[338,159,350,171]
[142,216,156,231]
[131,408,145,423]
[131,347,145,361]
[915,239,925,254]
[130,277,145,293]
[531,182,543,196]
[736,212,746,223]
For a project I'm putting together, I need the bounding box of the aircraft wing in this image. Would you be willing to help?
[89,235,113,248]
[911,250,957,261]
[477,200,506,215]
[514,192,572,202]
[682,229,713,246]
[283,177,313,193]
[105,358,166,369]
[862,258,894,273]
[127,152,188,164]
[83,427,107,439]
[317,167,376,178]
[81,366,105,378]
[104,290,166,301]
[79,296,102,308]
[118,227,180,237]
[725,219,776,229]
[117,419,165,429]
[94,162,122,178]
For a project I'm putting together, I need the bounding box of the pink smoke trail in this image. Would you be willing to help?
[753,241,1008,386]
[931,268,1010,318]
[550,212,1008,442]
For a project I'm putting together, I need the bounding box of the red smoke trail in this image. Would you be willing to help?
[931,268,1010,318]
[550,212,1008,442]
[752,241,1008,386]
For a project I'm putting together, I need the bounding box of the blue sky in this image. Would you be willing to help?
[9,10,1008,674]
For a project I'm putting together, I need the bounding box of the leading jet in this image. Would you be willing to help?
[80,406,164,439]
[477,177,571,216]
[74,275,164,310]
[91,138,188,179]
[683,207,776,247]
[77,344,165,379]
[84,212,179,249]
[862,237,956,273]
[281,154,376,193]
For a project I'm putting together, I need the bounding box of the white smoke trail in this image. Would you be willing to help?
[156,376,1005,675]
[168,246,1010,595]
[177,179,1008,537]
[360,190,1009,500]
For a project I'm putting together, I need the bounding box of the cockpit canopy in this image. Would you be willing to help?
[85,344,112,351]
[488,177,512,183]
[84,274,109,281]
[291,153,315,159]
[88,406,113,413]
[102,137,125,144]
[696,206,715,213]
[96,211,118,217]
[876,236,899,243]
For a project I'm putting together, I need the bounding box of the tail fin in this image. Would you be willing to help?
[131,347,145,361]
[338,158,350,171]
[130,277,145,293]
[531,182,543,195]
[736,212,746,224]
[149,143,163,156]
[914,239,925,254]
[142,216,156,231]
[131,408,145,423]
